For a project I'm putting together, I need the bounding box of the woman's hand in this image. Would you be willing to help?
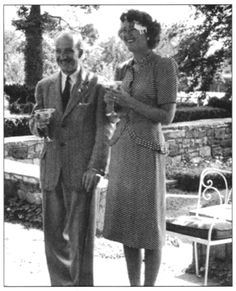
[104,91,114,104]
[108,89,176,124]
[111,88,134,109]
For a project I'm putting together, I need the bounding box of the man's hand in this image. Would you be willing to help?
[35,120,49,130]
[34,110,53,129]
[82,169,101,192]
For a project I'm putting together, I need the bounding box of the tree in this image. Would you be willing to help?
[175,4,232,93]
[81,36,132,82]
[12,5,58,88]
[11,5,100,88]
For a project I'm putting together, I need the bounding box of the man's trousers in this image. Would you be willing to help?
[42,177,96,286]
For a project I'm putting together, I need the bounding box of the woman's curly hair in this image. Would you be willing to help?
[120,9,161,49]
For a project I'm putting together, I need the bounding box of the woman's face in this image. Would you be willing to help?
[119,20,149,53]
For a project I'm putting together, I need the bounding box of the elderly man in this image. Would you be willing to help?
[29,32,112,286]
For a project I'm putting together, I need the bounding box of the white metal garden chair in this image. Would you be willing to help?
[166,167,232,286]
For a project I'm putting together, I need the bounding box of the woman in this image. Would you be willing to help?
[103,9,178,286]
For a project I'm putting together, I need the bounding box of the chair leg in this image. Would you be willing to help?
[194,242,199,277]
[204,244,211,286]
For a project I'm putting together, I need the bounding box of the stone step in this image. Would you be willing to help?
[4,159,41,204]
[4,159,178,234]
[5,159,39,183]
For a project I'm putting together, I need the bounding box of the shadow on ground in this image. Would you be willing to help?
[3,222,222,287]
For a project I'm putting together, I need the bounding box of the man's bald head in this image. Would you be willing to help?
[55,32,83,75]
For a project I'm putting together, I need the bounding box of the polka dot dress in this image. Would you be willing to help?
[103,52,178,250]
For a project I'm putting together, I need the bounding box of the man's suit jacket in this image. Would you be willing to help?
[29,68,112,191]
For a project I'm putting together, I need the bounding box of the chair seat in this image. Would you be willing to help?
[189,204,232,222]
[166,215,232,240]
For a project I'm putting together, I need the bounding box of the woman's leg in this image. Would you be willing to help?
[144,248,162,286]
[123,245,142,286]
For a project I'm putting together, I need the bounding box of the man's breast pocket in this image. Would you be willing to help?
[75,102,94,119]
[77,102,91,107]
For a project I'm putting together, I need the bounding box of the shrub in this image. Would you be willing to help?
[4,196,42,230]
[174,106,231,123]
[207,96,232,114]
[176,102,197,108]
[4,84,35,114]
[4,116,31,137]
[170,167,232,192]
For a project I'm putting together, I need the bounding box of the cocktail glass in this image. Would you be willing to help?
[34,108,55,142]
[104,81,123,118]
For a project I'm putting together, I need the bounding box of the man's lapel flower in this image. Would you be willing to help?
[78,79,89,94]
[77,78,90,104]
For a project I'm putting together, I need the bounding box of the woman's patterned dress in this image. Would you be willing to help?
[103,52,178,249]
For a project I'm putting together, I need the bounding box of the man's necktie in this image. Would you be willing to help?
[62,75,71,111]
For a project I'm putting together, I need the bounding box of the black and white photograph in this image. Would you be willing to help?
[2,1,233,288]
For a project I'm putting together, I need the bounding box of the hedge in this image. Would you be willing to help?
[4,106,232,137]
[4,116,31,137]
[207,96,232,113]
[170,167,232,192]
[173,106,231,123]
[4,84,35,114]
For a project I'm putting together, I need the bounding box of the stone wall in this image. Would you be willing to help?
[4,135,43,165]
[163,118,232,167]
[4,118,232,165]
[4,118,232,267]
[4,118,232,234]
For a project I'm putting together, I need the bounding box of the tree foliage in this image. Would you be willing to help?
[5,4,232,98]
[4,30,25,84]
[11,5,100,88]
[175,4,232,93]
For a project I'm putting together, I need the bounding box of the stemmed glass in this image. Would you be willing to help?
[104,81,123,118]
[34,108,56,142]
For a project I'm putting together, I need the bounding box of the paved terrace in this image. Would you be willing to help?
[4,222,219,287]
[4,159,220,287]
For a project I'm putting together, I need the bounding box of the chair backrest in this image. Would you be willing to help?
[195,167,232,215]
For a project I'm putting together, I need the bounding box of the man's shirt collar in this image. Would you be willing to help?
[61,67,80,91]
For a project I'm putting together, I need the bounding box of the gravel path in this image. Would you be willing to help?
[3,222,219,287]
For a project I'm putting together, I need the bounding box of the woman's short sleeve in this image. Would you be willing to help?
[155,57,178,105]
